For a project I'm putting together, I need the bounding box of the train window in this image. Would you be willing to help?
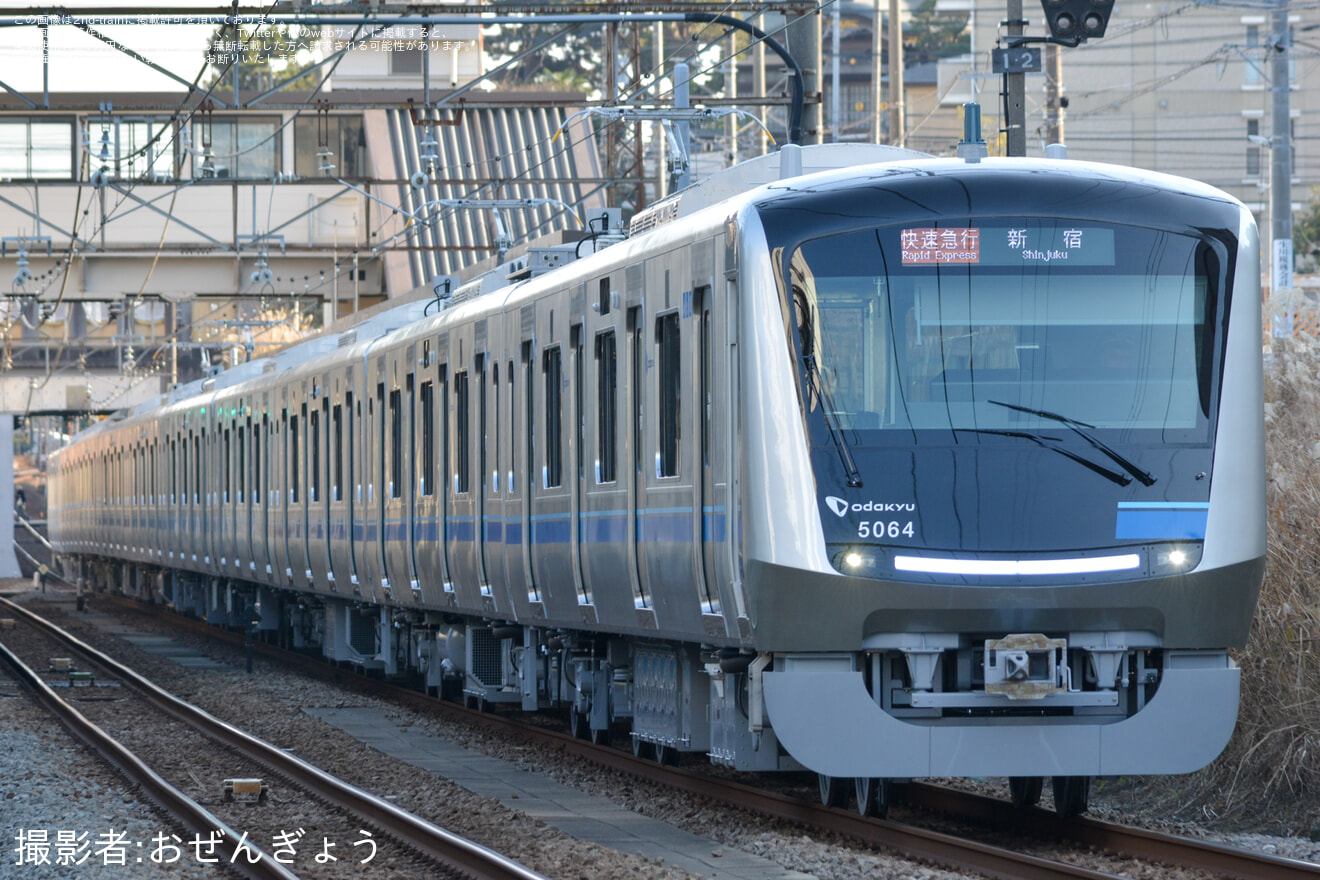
[490,362,499,493]
[253,420,262,502]
[543,347,562,488]
[479,358,489,493]
[657,313,681,478]
[698,289,711,469]
[599,277,611,316]
[238,425,246,504]
[346,391,355,502]
[596,331,617,483]
[194,434,202,504]
[630,309,643,479]
[420,380,434,496]
[507,360,515,494]
[333,403,343,502]
[573,329,584,484]
[223,429,231,503]
[440,368,449,499]
[456,371,470,494]
[389,387,402,498]
[523,345,534,498]
[290,414,300,504]
[786,221,1222,440]
[406,373,415,501]
[310,407,321,503]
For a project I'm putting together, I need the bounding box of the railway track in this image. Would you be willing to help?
[0,596,550,880]
[29,591,1320,880]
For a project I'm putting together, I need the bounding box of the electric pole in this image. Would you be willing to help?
[1044,44,1063,144]
[1005,0,1027,156]
[1271,0,1293,317]
[873,0,884,142]
[889,0,905,146]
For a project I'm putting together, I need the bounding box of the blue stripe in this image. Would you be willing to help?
[583,515,627,543]
[196,507,730,547]
[637,512,695,543]
[1117,502,1210,510]
[532,518,571,543]
[1115,509,1208,540]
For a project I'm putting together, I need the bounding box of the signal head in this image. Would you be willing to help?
[1041,0,1112,41]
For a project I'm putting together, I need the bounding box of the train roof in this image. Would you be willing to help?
[66,147,1249,442]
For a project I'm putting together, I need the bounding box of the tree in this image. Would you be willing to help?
[1294,185,1320,273]
[904,0,971,66]
[481,23,604,94]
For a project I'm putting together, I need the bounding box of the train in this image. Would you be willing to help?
[47,142,1266,819]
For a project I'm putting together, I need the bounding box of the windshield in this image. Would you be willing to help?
[787,220,1224,444]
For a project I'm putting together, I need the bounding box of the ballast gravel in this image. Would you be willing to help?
[7,581,1320,880]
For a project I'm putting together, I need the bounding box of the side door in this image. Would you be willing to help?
[529,301,575,622]
[307,378,334,592]
[363,350,388,600]
[328,366,360,591]
[445,322,486,610]
[501,309,536,619]
[413,334,450,605]
[580,275,633,629]
[638,253,707,638]
[383,344,423,598]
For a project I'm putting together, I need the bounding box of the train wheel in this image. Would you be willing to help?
[569,709,590,740]
[854,777,890,819]
[655,744,677,766]
[1051,776,1090,818]
[1009,776,1044,809]
[591,725,613,746]
[632,736,653,760]
[818,773,849,809]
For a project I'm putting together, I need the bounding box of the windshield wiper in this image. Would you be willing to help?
[803,353,863,488]
[962,428,1133,486]
[986,400,1157,487]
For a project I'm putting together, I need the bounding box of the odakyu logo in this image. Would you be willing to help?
[825,496,916,517]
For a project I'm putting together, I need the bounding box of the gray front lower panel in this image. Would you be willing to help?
[746,558,1264,652]
[762,653,1239,778]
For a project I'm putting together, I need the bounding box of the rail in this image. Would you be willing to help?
[0,637,297,880]
[77,593,1320,880]
[14,513,53,552]
[0,597,552,880]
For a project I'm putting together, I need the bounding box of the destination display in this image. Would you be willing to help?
[900,226,1117,267]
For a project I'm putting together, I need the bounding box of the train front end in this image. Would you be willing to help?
[743,159,1265,782]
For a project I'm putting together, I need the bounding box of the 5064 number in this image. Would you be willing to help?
[857,521,915,539]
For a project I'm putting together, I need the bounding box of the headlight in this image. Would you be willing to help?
[829,545,880,574]
[1152,543,1202,575]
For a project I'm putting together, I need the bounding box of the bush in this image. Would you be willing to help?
[1156,307,1320,831]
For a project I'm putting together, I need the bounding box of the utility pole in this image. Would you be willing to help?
[1044,44,1063,144]
[831,1,840,142]
[872,0,884,143]
[1271,0,1293,323]
[1004,0,1027,156]
[786,6,823,143]
[889,0,905,146]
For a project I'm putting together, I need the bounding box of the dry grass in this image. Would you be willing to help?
[1126,308,1320,834]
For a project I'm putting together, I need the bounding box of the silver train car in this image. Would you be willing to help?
[48,144,1265,817]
